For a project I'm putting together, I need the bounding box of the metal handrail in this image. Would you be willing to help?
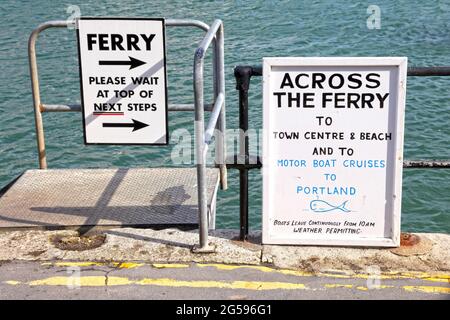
[28,18,227,253]
[41,103,214,112]
[28,18,219,169]
[192,19,226,252]
[205,92,225,144]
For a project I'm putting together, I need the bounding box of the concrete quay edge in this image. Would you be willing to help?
[0,228,449,276]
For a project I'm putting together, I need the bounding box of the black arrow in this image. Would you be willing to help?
[98,56,146,70]
[102,119,149,132]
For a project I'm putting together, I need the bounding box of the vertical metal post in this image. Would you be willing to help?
[192,19,223,253]
[239,88,249,241]
[193,51,210,251]
[234,66,252,241]
[28,21,69,169]
[28,28,48,169]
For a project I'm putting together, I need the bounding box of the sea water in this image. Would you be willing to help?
[0,0,449,232]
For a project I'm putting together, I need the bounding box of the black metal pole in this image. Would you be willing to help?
[235,66,253,241]
[239,88,249,240]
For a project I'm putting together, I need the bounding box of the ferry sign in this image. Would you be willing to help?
[262,57,407,247]
[76,17,168,145]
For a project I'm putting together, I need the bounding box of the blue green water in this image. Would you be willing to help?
[0,0,449,233]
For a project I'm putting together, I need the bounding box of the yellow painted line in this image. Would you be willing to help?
[137,278,308,290]
[41,262,107,268]
[197,263,450,283]
[386,271,450,282]
[107,277,135,286]
[352,272,450,283]
[198,264,274,272]
[115,262,144,269]
[8,276,308,291]
[403,285,450,295]
[40,261,145,269]
[326,284,395,291]
[356,286,369,291]
[325,284,353,289]
[197,263,319,278]
[30,276,106,287]
[5,276,450,294]
[377,285,395,289]
[37,262,450,284]
[421,277,450,283]
[281,270,349,279]
[359,285,394,290]
[152,263,190,269]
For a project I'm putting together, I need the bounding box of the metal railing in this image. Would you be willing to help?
[28,18,226,252]
[233,65,450,241]
[192,19,226,252]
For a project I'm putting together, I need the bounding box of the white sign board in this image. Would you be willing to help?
[76,18,168,145]
[262,57,407,247]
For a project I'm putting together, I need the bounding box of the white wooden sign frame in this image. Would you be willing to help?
[262,57,407,247]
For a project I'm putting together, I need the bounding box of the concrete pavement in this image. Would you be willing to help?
[0,261,448,300]
[0,228,449,273]
[0,228,449,299]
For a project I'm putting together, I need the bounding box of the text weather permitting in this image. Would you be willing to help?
[262,57,407,247]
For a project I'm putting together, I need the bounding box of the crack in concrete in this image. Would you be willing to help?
[104,261,127,291]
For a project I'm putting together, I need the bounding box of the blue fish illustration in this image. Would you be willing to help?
[310,200,350,213]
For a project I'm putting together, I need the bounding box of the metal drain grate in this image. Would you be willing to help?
[0,168,219,230]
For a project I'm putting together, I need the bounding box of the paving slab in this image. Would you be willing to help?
[0,228,262,265]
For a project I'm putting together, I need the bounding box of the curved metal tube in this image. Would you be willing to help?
[193,19,224,251]
[29,21,70,169]
[165,19,209,32]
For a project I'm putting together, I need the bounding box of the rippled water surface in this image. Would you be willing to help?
[0,0,449,232]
